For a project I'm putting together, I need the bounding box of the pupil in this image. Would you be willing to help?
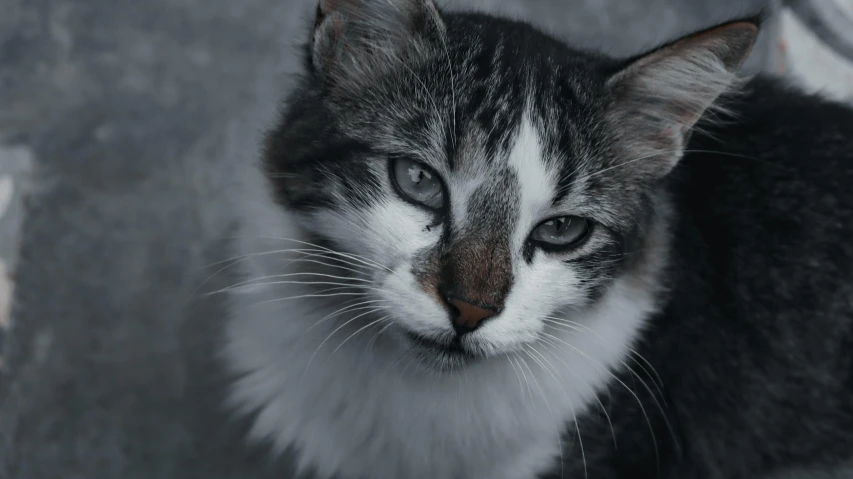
[407,166,429,185]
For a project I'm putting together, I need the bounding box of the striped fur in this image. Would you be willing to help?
[224,2,759,478]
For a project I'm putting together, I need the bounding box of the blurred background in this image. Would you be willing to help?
[1,0,852,478]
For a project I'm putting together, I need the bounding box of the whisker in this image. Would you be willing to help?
[188,256,254,305]
[542,316,593,332]
[187,248,377,305]
[619,359,680,459]
[625,353,665,398]
[545,315,666,397]
[627,348,665,389]
[282,247,388,273]
[228,236,393,273]
[203,247,374,274]
[280,252,376,276]
[518,352,543,407]
[208,271,373,296]
[232,289,371,316]
[304,307,385,374]
[307,299,391,332]
[379,354,408,384]
[524,347,571,479]
[511,353,534,402]
[331,315,391,357]
[539,331,660,468]
[211,280,390,298]
[576,152,663,182]
[505,355,527,405]
[537,337,617,450]
[362,321,395,360]
[540,317,586,333]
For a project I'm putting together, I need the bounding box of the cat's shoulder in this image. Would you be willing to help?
[672,75,853,244]
[726,75,853,155]
[681,75,853,193]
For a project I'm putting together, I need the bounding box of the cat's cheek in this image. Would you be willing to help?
[346,200,446,333]
[303,199,440,270]
[376,267,449,333]
[479,259,586,350]
[361,199,441,257]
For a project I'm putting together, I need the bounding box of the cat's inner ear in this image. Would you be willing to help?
[311,0,445,88]
[605,20,759,175]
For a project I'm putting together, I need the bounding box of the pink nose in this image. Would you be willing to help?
[446,297,497,334]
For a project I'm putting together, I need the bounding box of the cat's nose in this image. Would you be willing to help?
[444,297,498,335]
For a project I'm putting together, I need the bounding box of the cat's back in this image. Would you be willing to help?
[674,75,853,258]
[647,77,853,478]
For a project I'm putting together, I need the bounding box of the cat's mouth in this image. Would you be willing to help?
[405,332,481,367]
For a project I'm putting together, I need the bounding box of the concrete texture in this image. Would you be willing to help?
[4,0,848,478]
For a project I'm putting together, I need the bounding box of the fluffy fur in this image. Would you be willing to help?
[222,1,853,478]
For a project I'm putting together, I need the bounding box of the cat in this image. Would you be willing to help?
[221,0,853,478]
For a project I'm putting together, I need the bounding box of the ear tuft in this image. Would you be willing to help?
[605,19,759,176]
[310,0,445,90]
[699,21,759,71]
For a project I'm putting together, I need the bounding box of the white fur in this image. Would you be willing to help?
[508,116,560,249]
[223,117,670,479]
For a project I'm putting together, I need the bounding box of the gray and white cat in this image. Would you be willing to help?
[222,1,853,478]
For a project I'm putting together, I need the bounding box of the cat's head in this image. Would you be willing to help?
[262,0,758,371]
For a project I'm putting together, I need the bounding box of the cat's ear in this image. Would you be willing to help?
[604,19,759,175]
[311,0,445,89]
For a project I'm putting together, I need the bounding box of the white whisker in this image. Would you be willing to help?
[524,347,571,479]
[331,315,391,356]
[307,299,391,332]
[214,280,390,298]
[231,289,371,316]
[304,307,385,374]
[511,353,534,402]
[363,320,395,359]
[540,331,660,467]
[575,152,663,182]
[538,335,617,450]
[188,246,379,305]
[209,271,373,295]
[627,347,665,389]
[505,355,527,405]
[228,235,393,273]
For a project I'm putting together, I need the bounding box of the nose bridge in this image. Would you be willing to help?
[441,169,517,308]
[442,228,513,308]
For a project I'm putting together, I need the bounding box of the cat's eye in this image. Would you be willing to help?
[391,158,445,209]
[530,216,590,248]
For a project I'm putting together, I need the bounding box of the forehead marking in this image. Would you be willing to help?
[507,114,558,250]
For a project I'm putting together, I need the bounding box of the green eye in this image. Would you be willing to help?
[530,216,590,247]
[391,158,445,209]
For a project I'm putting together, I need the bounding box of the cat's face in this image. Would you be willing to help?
[263,0,756,370]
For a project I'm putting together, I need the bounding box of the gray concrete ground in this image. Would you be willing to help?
[0,0,849,478]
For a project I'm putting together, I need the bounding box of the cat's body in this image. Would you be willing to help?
[223,3,853,478]
[556,77,853,478]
